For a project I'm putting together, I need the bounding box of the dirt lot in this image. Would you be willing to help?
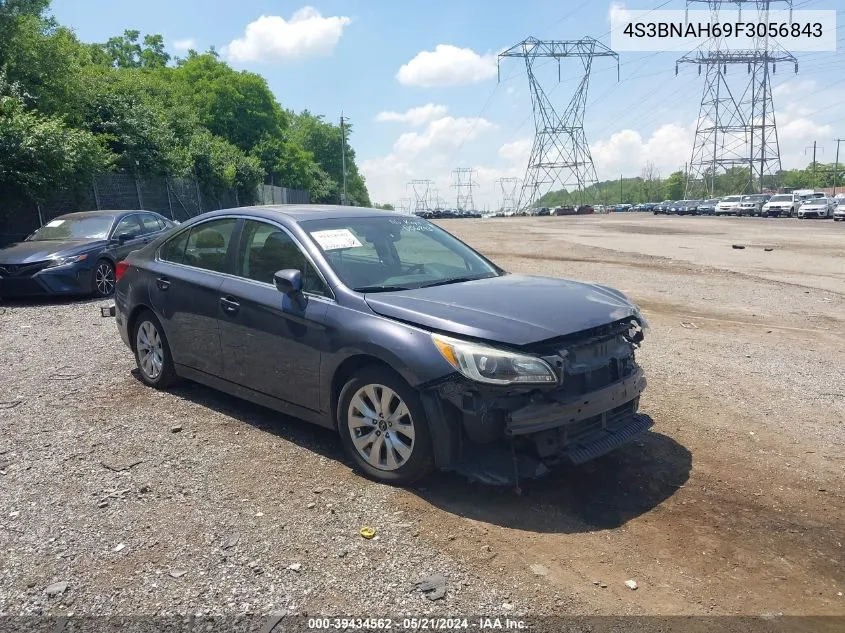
[1,213,843,619]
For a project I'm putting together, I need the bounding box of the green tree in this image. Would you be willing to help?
[92,29,170,68]
[0,86,105,200]
[663,171,685,200]
[187,129,263,204]
[75,67,184,175]
[173,53,286,151]
[290,111,370,205]
[0,11,92,116]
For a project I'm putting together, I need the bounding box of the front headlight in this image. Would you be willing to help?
[431,333,557,385]
[44,254,88,269]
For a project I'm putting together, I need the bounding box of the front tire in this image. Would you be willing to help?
[92,259,115,297]
[337,367,435,485]
[132,310,177,389]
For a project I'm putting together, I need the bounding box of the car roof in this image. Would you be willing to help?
[196,204,415,224]
[53,209,158,219]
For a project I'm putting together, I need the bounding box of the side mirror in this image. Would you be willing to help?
[116,233,133,244]
[274,269,306,309]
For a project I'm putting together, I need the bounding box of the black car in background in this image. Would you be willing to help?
[697,199,719,215]
[108,205,651,485]
[0,209,177,299]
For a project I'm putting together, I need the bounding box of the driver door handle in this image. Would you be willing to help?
[156,276,170,291]
[219,296,240,315]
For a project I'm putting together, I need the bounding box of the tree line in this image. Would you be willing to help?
[0,0,371,208]
[535,160,844,208]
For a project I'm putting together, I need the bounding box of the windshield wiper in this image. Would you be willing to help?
[417,275,489,289]
[354,285,412,293]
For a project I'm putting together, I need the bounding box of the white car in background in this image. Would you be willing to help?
[797,197,836,219]
[833,204,845,222]
[762,193,802,217]
[715,195,742,215]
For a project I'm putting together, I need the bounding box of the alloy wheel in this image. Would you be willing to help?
[136,320,164,381]
[95,262,115,296]
[347,384,416,471]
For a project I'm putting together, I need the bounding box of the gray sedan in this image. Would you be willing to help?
[107,206,651,485]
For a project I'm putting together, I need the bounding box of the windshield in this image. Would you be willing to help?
[705,199,719,204]
[27,215,115,241]
[300,215,502,292]
[722,196,741,203]
[769,195,792,202]
[802,198,826,205]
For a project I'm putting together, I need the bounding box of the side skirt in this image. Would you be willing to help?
[175,364,334,430]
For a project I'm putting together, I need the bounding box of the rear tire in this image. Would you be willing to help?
[132,309,177,389]
[337,367,435,485]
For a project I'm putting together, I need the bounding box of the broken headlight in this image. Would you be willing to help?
[632,306,649,329]
[431,333,557,385]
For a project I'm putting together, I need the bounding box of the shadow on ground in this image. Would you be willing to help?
[141,374,691,535]
[408,430,691,533]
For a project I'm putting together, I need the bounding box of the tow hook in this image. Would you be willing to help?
[100,304,115,318]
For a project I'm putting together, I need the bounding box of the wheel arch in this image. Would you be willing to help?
[126,304,159,353]
[330,355,398,431]
[328,353,462,470]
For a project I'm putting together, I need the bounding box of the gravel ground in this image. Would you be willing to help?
[1,213,843,620]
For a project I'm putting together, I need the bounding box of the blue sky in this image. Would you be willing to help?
[51,0,845,208]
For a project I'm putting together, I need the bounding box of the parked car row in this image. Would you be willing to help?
[647,191,843,219]
[413,209,482,219]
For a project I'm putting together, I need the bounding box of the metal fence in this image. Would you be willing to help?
[0,174,310,246]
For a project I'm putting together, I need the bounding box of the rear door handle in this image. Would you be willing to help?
[219,296,240,315]
[156,276,170,291]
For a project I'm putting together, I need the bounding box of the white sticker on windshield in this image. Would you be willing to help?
[45,219,64,227]
[310,229,362,250]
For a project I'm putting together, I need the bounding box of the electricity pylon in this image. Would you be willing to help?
[498,37,619,210]
[679,0,797,196]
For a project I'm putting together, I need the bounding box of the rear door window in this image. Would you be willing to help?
[183,218,238,273]
[159,218,237,273]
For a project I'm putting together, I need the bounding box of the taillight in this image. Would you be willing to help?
[115,260,130,282]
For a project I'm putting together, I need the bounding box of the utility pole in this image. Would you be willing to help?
[619,174,623,204]
[834,138,842,195]
[340,114,349,205]
[805,142,822,189]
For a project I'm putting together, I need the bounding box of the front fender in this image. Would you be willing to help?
[318,302,454,414]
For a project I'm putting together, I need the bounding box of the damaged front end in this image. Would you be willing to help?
[426,317,651,486]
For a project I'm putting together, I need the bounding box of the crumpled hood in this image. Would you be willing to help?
[364,274,641,347]
[0,239,105,264]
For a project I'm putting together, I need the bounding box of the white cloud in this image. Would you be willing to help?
[360,115,497,207]
[498,138,532,164]
[374,104,449,126]
[394,116,496,156]
[608,2,627,23]
[173,38,196,52]
[397,45,497,88]
[589,123,693,180]
[224,7,351,63]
